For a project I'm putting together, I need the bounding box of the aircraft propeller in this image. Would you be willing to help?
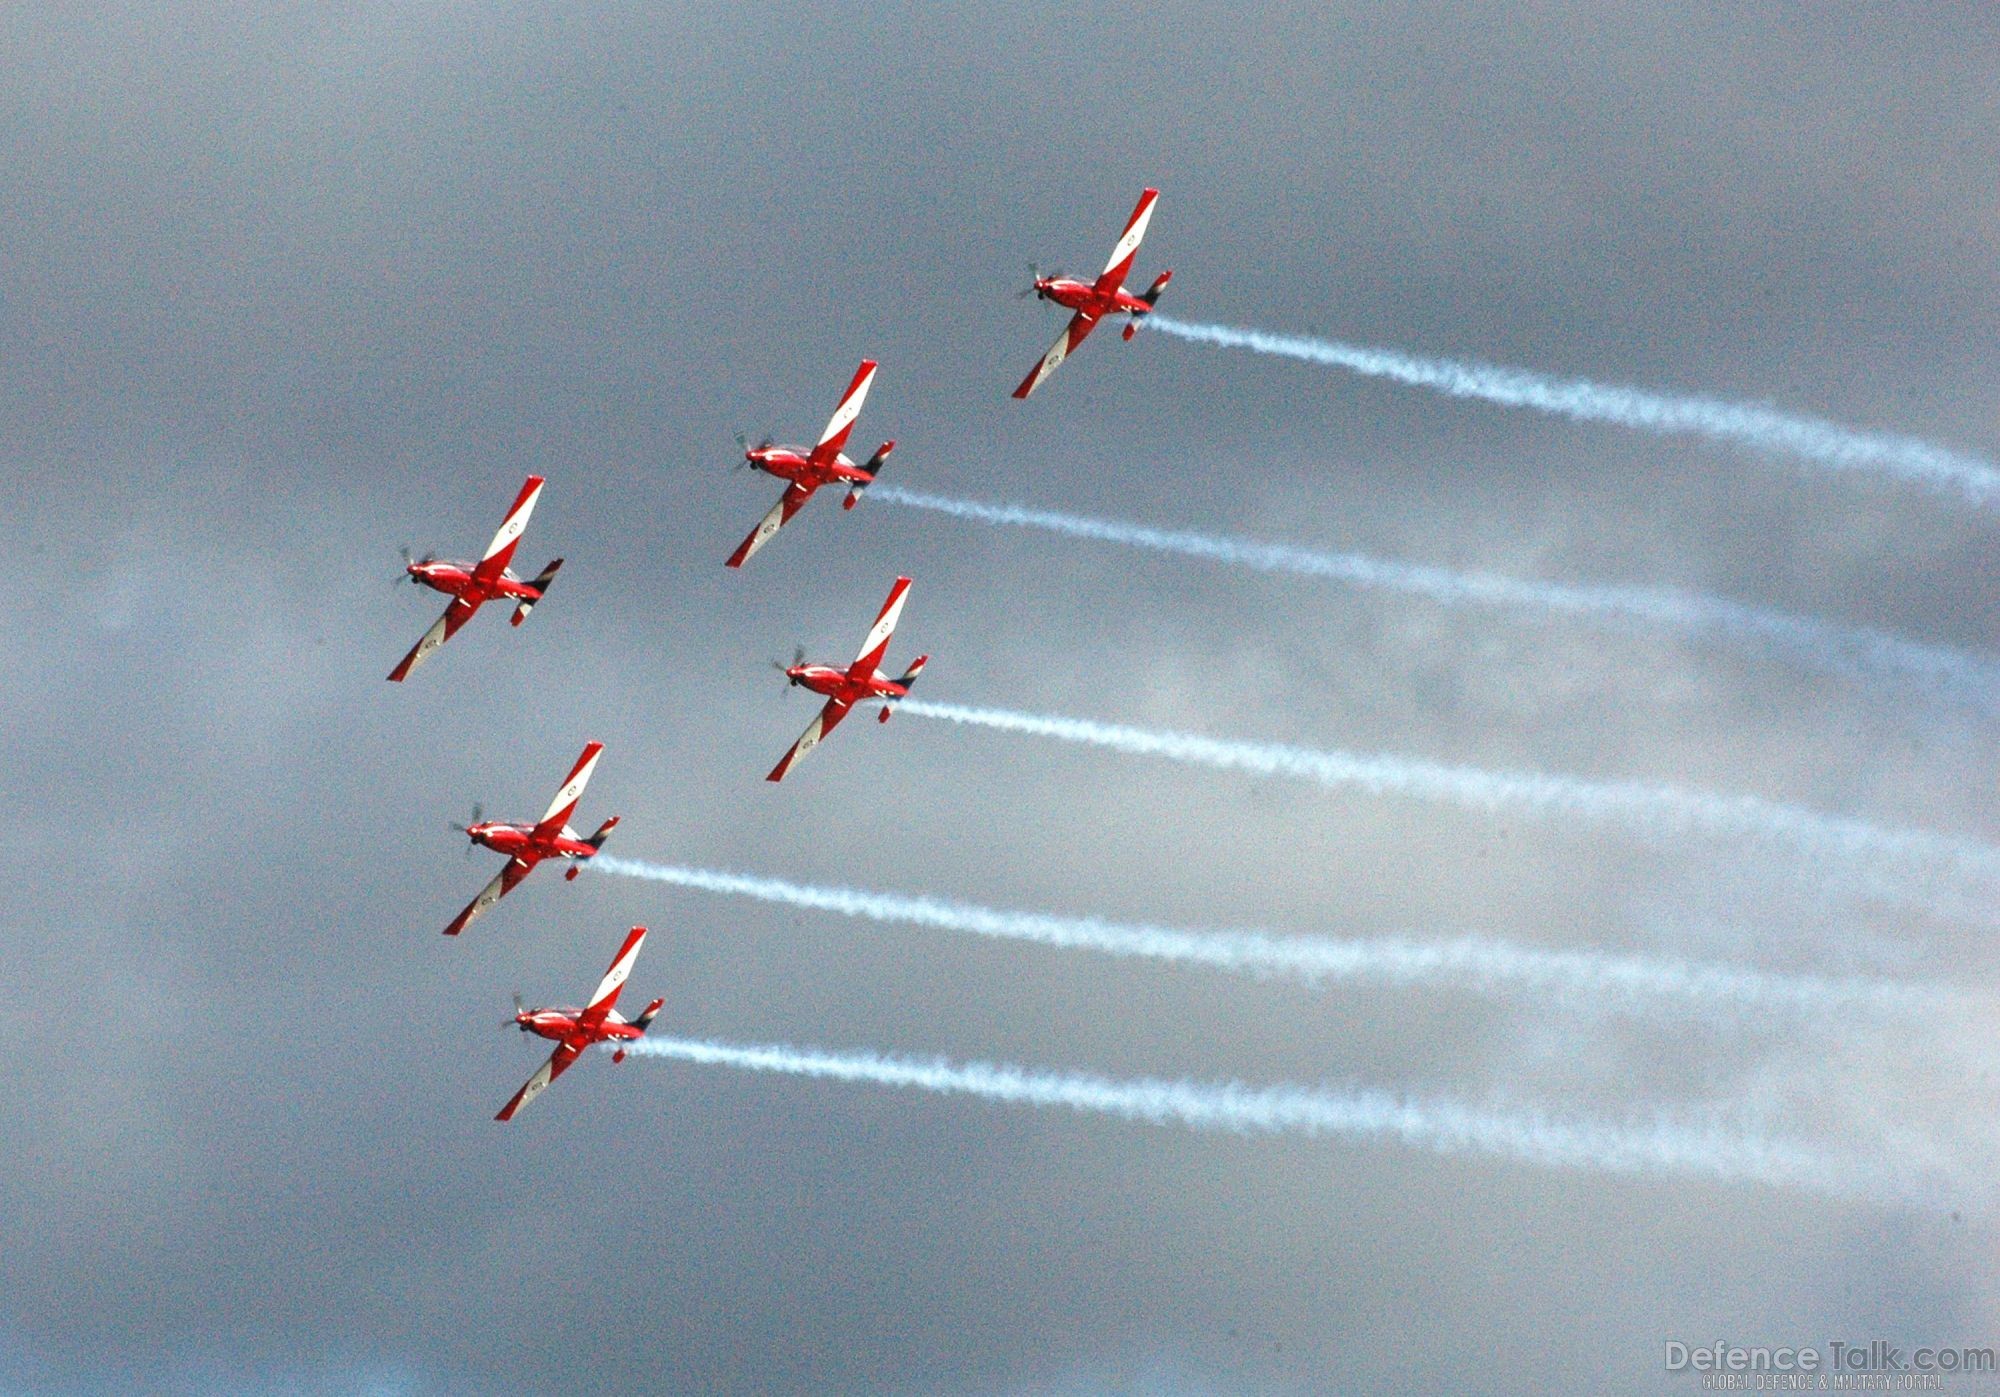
[733,430,773,468]
[449,802,485,845]
[1017,262,1063,299]
[771,645,806,690]
[505,991,526,1028]
[395,545,438,585]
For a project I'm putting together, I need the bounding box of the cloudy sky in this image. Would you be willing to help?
[4,4,1998,1392]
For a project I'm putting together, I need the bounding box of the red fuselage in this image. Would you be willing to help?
[511,1006,646,1047]
[783,662,910,707]
[1033,276,1155,320]
[465,821,599,864]
[745,445,872,491]
[407,559,541,605]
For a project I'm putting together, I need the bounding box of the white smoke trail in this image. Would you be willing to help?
[869,484,1999,709]
[895,699,2000,910]
[590,854,1963,1018]
[1144,314,2000,509]
[620,1034,1925,1204]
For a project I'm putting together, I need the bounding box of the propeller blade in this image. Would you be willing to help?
[793,645,806,666]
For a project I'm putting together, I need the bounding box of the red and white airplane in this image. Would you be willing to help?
[726,360,895,568]
[389,475,562,682]
[495,925,662,1122]
[442,741,619,937]
[767,575,927,782]
[1013,187,1173,399]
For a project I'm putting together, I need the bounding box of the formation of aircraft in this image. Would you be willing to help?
[394,188,1165,1118]
[726,359,895,568]
[1013,187,1173,399]
[767,575,927,782]
[495,925,663,1121]
[389,475,563,682]
[443,741,620,937]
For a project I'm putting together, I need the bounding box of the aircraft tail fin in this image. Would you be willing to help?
[880,654,928,723]
[1123,270,1173,340]
[613,997,666,1062]
[585,814,620,851]
[512,559,563,626]
[843,440,896,510]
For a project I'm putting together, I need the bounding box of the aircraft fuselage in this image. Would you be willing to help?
[406,560,541,604]
[744,445,871,490]
[464,822,598,862]
[1034,277,1154,320]
[783,662,908,706]
[512,1007,641,1045]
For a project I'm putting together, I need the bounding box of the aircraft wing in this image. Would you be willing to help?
[726,481,818,568]
[580,926,648,1030]
[1094,187,1159,293]
[531,741,604,843]
[387,595,482,682]
[1012,311,1100,400]
[443,855,536,936]
[765,695,854,783]
[850,575,912,675]
[808,360,878,468]
[471,475,545,585]
[494,1038,583,1122]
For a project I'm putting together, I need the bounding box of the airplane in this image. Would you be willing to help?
[388,475,562,682]
[766,575,927,782]
[726,359,895,568]
[495,925,663,1122]
[1012,187,1173,399]
[442,741,619,937]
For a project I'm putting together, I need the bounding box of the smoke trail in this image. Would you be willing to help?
[590,854,1963,1018]
[621,1035,1921,1204]
[869,484,2000,710]
[895,699,2000,909]
[1145,314,2000,509]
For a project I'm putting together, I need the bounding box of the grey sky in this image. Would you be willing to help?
[3,4,1997,1392]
